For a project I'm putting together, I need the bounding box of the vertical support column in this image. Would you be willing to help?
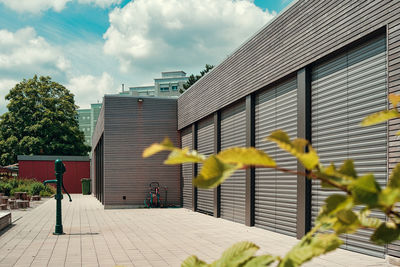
[214,111,221,218]
[297,67,312,239]
[245,94,255,227]
[192,123,198,212]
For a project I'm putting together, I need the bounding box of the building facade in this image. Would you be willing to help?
[177,0,400,260]
[89,0,400,261]
[91,96,180,208]
[154,71,188,97]
[78,103,102,147]
[121,71,188,97]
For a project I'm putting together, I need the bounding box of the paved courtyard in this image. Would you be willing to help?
[0,194,389,267]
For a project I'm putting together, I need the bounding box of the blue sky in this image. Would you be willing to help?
[0,0,293,113]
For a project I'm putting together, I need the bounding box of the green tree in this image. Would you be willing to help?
[181,64,214,93]
[0,75,90,165]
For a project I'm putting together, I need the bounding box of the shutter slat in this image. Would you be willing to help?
[254,78,297,237]
[196,116,215,215]
[220,101,246,224]
[311,35,387,258]
[181,127,193,209]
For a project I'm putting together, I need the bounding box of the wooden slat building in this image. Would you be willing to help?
[177,0,400,260]
[91,0,400,260]
[91,96,180,208]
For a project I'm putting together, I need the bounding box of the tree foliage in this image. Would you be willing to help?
[181,64,214,93]
[0,75,90,165]
[144,93,400,266]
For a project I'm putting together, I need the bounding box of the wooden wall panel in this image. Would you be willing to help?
[178,0,400,130]
[102,96,179,207]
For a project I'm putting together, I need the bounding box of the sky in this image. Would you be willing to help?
[0,0,293,114]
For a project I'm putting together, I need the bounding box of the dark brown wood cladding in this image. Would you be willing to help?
[177,0,400,130]
[96,96,179,207]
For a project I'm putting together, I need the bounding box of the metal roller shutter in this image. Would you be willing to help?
[181,127,193,209]
[220,101,246,224]
[196,116,214,215]
[311,35,387,258]
[254,78,298,237]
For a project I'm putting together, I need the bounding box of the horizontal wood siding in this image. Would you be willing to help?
[178,0,400,130]
[103,96,179,207]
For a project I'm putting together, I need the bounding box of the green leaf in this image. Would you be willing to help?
[389,163,400,189]
[142,137,175,157]
[181,255,208,267]
[339,160,357,178]
[317,162,356,189]
[349,174,381,207]
[279,233,342,267]
[322,194,348,214]
[217,147,276,167]
[211,241,259,267]
[333,209,360,234]
[268,130,319,170]
[361,109,398,126]
[242,255,277,267]
[371,222,400,245]
[357,211,382,229]
[193,155,239,189]
[379,187,400,208]
[164,148,206,164]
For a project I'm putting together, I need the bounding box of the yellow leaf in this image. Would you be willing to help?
[164,148,206,164]
[389,94,400,108]
[142,137,175,158]
[193,155,239,189]
[217,147,276,167]
[267,130,319,170]
[396,130,400,136]
[361,109,398,126]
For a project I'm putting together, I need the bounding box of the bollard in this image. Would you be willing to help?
[43,159,72,235]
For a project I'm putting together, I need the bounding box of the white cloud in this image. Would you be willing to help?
[0,0,120,13]
[77,0,121,8]
[0,79,18,114]
[0,27,70,76]
[0,0,71,13]
[103,0,276,72]
[66,72,116,109]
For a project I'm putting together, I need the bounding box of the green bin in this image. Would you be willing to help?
[81,178,91,195]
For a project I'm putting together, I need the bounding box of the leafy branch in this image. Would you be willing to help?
[143,93,400,266]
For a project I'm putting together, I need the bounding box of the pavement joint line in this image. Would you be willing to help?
[0,199,52,264]
[0,195,390,266]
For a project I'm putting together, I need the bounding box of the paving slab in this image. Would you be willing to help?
[0,194,390,266]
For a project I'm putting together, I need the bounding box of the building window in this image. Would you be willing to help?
[171,85,178,91]
[160,87,169,92]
